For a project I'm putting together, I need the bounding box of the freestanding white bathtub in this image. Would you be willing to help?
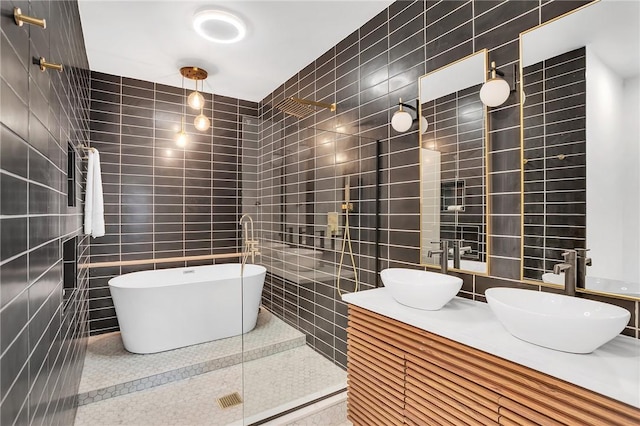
[108,263,267,354]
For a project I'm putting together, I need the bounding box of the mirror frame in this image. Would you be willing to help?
[518,0,640,301]
[418,49,490,276]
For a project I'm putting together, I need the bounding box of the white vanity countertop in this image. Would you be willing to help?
[342,288,640,408]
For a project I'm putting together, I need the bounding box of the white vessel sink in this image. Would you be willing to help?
[448,259,487,273]
[542,273,640,297]
[380,268,463,310]
[485,287,630,353]
[541,272,564,285]
[276,248,323,270]
[586,277,640,298]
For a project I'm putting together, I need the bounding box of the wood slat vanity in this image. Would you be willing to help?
[344,295,640,426]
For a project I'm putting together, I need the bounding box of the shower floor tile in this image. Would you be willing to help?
[78,308,305,404]
[74,345,347,426]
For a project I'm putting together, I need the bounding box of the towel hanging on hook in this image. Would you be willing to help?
[77,144,96,159]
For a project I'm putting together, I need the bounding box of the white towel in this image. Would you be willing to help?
[84,149,105,238]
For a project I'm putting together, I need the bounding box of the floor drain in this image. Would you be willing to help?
[217,392,243,409]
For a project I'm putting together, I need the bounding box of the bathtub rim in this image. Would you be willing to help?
[108,263,267,289]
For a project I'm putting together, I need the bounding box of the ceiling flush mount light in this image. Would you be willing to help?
[193,10,246,44]
[391,98,421,133]
[480,61,512,107]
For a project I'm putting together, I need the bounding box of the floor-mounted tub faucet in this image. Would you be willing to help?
[428,240,449,274]
[553,249,577,296]
[239,214,259,264]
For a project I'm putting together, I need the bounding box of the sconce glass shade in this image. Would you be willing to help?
[391,110,413,132]
[420,116,429,134]
[480,77,510,107]
[176,131,188,147]
[194,113,211,131]
[188,91,205,110]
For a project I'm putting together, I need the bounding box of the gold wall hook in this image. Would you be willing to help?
[39,57,63,72]
[14,7,46,28]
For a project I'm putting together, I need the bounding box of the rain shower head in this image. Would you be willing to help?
[274,97,336,118]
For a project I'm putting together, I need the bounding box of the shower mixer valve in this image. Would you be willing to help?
[327,212,339,236]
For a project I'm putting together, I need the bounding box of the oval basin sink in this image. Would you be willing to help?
[448,259,487,273]
[276,248,323,270]
[542,273,640,297]
[380,268,463,310]
[485,288,630,353]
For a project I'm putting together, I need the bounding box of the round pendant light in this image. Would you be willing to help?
[188,91,205,110]
[176,130,188,147]
[194,113,210,131]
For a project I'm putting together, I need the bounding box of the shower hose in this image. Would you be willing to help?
[337,207,359,297]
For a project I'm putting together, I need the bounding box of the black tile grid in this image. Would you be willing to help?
[86,71,259,335]
[522,48,586,282]
[422,83,487,263]
[0,0,90,424]
[256,0,639,370]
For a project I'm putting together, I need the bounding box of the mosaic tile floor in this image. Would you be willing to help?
[78,309,306,405]
[74,345,347,426]
[278,395,352,426]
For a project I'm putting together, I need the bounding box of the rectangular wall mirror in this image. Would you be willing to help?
[520,0,640,299]
[419,50,488,274]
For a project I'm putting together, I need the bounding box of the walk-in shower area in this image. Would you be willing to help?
[77,96,375,425]
[257,125,380,368]
[74,309,346,425]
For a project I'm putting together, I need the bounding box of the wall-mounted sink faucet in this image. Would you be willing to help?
[428,240,449,274]
[452,240,472,269]
[575,248,592,290]
[553,249,577,296]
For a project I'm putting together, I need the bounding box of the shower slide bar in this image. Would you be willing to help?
[78,252,248,269]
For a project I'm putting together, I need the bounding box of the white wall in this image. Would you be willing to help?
[586,48,638,282]
[621,75,640,282]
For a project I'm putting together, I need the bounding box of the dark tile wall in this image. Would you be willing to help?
[0,0,90,424]
[258,128,379,366]
[422,83,487,262]
[523,47,586,281]
[257,0,638,370]
[87,71,259,335]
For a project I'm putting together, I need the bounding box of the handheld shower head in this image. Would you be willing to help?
[344,177,350,203]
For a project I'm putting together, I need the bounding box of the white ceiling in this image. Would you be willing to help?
[521,0,639,79]
[78,1,395,102]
